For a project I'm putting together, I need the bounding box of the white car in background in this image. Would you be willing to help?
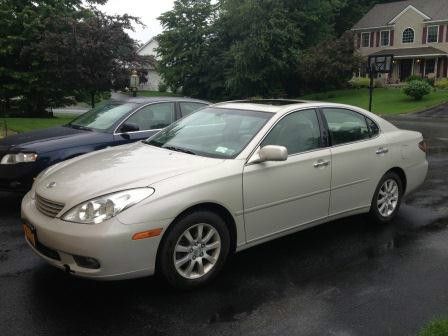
[21,100,428,289]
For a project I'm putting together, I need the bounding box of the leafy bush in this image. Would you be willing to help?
[348,77,370,89]
[435,78,448,90]
[403,80,432,100]
[419,319,448,336]
[158,83,168,92]
[406,75,423,82]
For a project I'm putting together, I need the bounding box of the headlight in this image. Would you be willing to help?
[62,188,154,224]
[1,153,38,165]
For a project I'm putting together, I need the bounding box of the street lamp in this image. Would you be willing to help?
[130,70,139,97]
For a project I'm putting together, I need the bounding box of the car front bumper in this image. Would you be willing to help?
[0,163,40,192]
[21,192,172,280]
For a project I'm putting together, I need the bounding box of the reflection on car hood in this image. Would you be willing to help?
[35,142,224,206]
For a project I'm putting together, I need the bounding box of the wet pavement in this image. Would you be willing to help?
[1,112,448,336]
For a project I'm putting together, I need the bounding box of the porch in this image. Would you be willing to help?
[368,47,448,83]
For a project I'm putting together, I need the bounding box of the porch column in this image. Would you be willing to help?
[435,58,439,78]
[412,59,415,76]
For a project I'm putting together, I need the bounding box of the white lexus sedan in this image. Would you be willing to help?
[21,100,428,289]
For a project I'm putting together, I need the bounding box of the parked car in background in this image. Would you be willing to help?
[21,100,428,289]
[0,97,209,192]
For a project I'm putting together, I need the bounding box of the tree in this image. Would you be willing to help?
[299,32,362,94]
[0,0,143,116]
[157,0,220,98]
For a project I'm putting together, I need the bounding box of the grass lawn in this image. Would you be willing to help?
[1,116,76,134]
[137,90,180,97]
[419,319,448,336]
[301,88,448,115]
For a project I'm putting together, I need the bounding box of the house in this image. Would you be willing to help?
[136,37,163,91]
[353,0,448,82]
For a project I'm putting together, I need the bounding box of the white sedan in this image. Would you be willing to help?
[21,100,428,289]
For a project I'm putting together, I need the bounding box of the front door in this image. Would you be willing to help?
[114,102,176,144]
[243,109,331,242]
[400,60,413,82]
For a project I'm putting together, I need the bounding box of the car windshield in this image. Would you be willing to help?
[145,107,273,159]
[69,102,139,131]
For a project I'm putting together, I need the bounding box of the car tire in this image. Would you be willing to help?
[158,210,230,290]
[369,171,403,224]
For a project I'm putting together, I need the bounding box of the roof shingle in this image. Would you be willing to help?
[353,0,448,30]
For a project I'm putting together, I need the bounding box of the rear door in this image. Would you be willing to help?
[321,107,387,216]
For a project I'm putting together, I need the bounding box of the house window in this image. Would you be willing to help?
[402,28,414,43]
[427,26,439,43]
[361,32,370,47]
[380,31,390,46]
[425,59,436,75]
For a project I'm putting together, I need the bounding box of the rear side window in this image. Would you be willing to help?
[180,102,207,117]
[322,108,370,145]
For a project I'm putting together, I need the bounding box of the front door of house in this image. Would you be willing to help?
[400,60,413,81]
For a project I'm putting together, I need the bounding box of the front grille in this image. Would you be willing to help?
[35,194,65,218]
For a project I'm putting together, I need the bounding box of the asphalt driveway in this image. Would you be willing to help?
[1,110,448,336]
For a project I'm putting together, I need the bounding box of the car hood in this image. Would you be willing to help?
[0,126,107,152]
[35,142,224,206]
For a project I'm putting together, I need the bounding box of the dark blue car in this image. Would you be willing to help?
[0,96,209,192]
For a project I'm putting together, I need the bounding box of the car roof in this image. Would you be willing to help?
[113,96,210,105]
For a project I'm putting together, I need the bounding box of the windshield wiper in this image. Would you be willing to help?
[162,145,197,155]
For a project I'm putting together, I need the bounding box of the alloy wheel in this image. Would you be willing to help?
[377,178,399,217]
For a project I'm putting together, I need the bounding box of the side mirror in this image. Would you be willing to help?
[250,145,288,164]
[120,122,139,133]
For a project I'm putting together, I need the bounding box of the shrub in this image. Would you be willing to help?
[158,83,168,92]
[348,77,370,89]
[435,78,448,90]
[419,319,448,336]
[403,80,432,100]
[406,75,423,82]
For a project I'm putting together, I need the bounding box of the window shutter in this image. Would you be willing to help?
[422,26,427,44]
[370,32,374,47]
[390,30,394,46]
[446,25,448,42]
[439,25,444,43]
[357,33,361,48]
[376,31,380,47]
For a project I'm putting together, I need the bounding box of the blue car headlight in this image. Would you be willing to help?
[1,153,38,165]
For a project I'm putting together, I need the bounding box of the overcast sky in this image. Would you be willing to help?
[100,0,176,44]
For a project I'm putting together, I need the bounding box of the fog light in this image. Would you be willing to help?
[73,255,100,269]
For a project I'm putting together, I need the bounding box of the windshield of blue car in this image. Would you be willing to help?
[145,107,273,159]
[69,102,139,131]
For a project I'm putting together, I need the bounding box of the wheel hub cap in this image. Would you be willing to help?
[173,223,221,280]
[377,179,399,217]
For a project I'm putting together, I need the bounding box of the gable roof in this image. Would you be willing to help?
[136,37,158,54]
[353,0,448,30]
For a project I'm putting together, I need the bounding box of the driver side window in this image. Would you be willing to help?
[261,109,321,155]
[126,103,175,131]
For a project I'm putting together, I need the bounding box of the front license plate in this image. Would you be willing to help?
[23,223,37,248]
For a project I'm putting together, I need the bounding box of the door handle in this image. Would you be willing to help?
[314,159,330,168]
[376,147,389,155]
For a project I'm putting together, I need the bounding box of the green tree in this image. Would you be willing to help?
[157,0,220,97]
[0,0,144,115]
[299,32,362,93]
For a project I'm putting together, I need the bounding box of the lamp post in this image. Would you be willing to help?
[130,70,139,97]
